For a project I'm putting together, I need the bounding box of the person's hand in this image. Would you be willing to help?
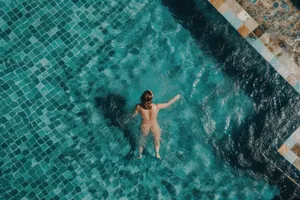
[174,94,181,101]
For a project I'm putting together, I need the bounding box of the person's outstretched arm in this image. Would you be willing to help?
[132,104,140,117]
[156,94,180,109]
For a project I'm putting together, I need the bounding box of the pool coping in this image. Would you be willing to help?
[278,127,300,170]
[208,0,300,95]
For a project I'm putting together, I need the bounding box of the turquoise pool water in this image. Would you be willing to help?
[0,0,291,199]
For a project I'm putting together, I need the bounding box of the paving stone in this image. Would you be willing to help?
[291,143,300,157]
[218,2,230,14]
[283,150,298,164]
[293,158,300,170]
[244,17,259,32]
[237,24,251,37]
[210,0,225,9]
[278,144,289,155]
[237,10,251,22]
[259,33,272,46]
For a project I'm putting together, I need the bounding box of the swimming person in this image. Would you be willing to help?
[132,90,181,159]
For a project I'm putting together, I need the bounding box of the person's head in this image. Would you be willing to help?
[140,90,154,109]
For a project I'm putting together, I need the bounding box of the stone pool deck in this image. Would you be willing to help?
[209,0,300,95]
[278,127,300,170]
[278,126,300,186]
[208,0,300,183]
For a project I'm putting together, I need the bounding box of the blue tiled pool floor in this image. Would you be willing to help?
[1,1,156,199]
[0,0,282,199]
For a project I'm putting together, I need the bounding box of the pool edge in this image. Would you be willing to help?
[208,0,300,95]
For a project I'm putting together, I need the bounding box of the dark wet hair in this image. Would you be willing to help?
[140,90,153,109]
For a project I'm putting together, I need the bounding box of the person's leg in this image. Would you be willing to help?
[138,124,149,158]
[151,124,161,159]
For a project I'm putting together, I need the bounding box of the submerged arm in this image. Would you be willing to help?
[156,94,181,109]
[132,105,139,117]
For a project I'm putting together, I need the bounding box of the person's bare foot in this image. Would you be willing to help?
[138,155,142,159]
[156,154,161,159]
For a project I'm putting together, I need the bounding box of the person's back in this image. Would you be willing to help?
[132,90,180,159]
[136,103,159,124]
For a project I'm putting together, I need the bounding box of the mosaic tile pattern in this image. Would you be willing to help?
[236,0,300,66]
[278,127,300,171]
[0,0,295,199]
[0,0,153,199]
[208,0,300,94]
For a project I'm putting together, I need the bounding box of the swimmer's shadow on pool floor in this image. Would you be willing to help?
[95,94,138,159]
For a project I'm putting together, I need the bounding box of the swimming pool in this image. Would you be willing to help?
[1,0,300,199]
